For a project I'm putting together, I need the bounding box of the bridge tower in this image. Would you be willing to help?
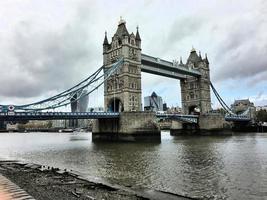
[180,48,211,114]
[103,18,142,112]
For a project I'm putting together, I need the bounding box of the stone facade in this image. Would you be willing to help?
[198,113,231,130]
[92,112,160,141]
[180,48,211,114]
[103,18,142,112]
[231,99,255,113]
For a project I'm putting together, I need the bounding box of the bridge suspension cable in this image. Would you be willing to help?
[1,58,124,112]
[210,82,234,114]
[210,82,251,117]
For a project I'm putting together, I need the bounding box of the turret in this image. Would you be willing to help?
[204,53,209,64]
[180,56,184,65]
[130,32,135,45]
[135,26,141,47]
[199,51,202,60]
[103,31,109,52]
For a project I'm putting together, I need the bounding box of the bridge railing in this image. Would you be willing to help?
[156,113,199,123]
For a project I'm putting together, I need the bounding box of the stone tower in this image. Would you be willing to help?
[180,48,211,114]
[103,18,142,112]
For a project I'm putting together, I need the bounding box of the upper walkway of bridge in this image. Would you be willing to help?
[141,54,201,79]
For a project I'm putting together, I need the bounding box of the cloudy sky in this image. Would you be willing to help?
[0,0,266,110]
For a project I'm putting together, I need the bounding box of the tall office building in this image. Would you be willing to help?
[144,92,163,111]
[69,90,89,128]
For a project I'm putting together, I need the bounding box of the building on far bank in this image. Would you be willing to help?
[144,92,163,111]
[167,106,182,114]
[52,120,66,128]
[88,107,104,112]
[70,90,89,112]
[256,105,267,111]
[231,99,256,118]
[163,103,167,111]
[69,90,89,128]
[0,121,5,130]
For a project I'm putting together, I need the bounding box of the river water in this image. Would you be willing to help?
[0,131,266,200]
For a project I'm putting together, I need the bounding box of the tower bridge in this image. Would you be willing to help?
[103,18,211,116]
[0,18,251,140]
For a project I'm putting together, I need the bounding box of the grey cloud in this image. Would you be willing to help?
[0,6,98,100]
[168,16,204,43]
[213,13,267,83]
[143,16,205,58]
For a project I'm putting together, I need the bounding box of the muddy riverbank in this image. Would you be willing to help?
[0,160,193,200]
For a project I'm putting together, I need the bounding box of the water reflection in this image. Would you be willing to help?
[91,142,161,187]
[171,136,229,199]
[0,132,267,199]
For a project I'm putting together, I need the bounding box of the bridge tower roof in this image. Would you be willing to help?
[115,17,129,39]
[186,47,201,65]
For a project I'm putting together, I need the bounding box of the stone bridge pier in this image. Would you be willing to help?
[92,112,160,142]
[170,114,231,135]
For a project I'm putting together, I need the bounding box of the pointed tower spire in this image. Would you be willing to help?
[180,56,183,65]
[199,51,202,59]
[103,31,109,45]
[191,46,196,52]
[135,25,141,41]
[204,53,209,64]
[118,16,126,25]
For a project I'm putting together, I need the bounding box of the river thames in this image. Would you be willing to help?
[0,131,266,199]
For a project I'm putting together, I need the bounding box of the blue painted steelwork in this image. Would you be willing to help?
[0,111,119,121]
[225,114,251,122]
[156,113,198,123]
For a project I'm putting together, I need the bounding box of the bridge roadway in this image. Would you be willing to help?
[0,111,120,121]
[156,113,199,123]
[225,115,251,122]
[0,111,250,123]
[0,111,199,123]
[141,54,202,79]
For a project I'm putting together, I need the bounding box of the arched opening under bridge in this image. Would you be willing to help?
[108,98,124,112]
[188,105,200,115]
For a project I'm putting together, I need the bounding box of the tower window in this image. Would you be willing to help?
[190,92,194,99]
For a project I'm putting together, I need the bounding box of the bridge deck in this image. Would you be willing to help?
[225,116,251,122]
[0,112,120,121]
[156,113,199,123]
[0,111,248,123]
[141,54,201,79]
[0,111,200,123]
